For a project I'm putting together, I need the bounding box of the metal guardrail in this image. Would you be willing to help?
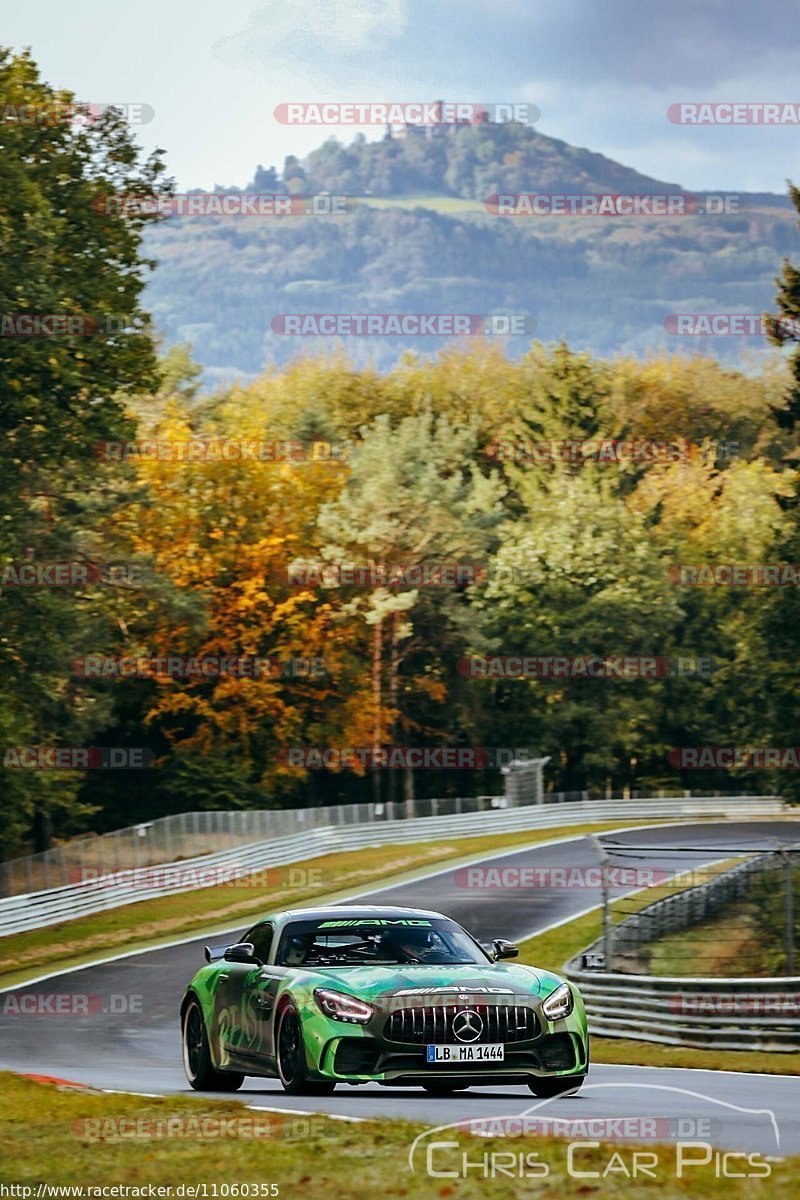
[0,795,785,937]
[565,972,800,1052]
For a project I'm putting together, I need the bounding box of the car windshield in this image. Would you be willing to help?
[275,917,490,967]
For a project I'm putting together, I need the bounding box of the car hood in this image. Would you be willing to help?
[293,961,563,1002]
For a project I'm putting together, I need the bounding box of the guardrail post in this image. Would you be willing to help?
[782,849,796,975]
[590,835,612,970]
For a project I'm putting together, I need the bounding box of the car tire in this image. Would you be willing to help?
[182,998,244,1092]
[528,1074,586,1098]
[276,1004,336,1096]
[422,1083,471,1093]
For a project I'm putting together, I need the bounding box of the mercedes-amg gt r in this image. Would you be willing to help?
[180,905,589,1096]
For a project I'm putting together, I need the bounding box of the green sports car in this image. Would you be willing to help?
[180,905,589,1096]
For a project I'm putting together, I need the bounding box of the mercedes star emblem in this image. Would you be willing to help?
[452,1009,484,1043]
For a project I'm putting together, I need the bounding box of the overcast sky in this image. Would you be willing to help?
[4,0,799,192]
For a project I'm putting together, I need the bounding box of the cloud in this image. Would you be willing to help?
[212,0,800,102]
[513,0,800,89]
[213,0,407,78]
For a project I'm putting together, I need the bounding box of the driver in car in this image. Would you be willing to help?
[283,933,316,965]
[382,926,441,963]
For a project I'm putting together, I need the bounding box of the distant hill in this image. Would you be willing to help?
[296,122,687,199]
[143,123,795,385]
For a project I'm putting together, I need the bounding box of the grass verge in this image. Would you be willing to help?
[0,1072,794,1195]
[646,903,762,977]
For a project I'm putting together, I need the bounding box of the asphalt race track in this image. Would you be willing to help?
[1,820,799,1156]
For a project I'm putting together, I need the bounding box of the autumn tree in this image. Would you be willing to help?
[0,48,171,850]
[315,410,506,804]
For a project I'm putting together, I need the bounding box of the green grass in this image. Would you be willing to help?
[584,1035,800,1075]
[1,1073,795,1195]
[0,820,668,988]
[645,877,800,978]
[646,903,761,978]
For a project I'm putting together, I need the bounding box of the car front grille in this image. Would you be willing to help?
[383,1003,539,1045]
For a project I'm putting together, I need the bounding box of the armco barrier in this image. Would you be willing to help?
[0,795,785,937]
[564,971,800,1052]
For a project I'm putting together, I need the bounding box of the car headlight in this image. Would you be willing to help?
[541,982,574,1021]
[313,988,374,1024]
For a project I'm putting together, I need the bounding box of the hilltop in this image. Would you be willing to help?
[143,122,795,384]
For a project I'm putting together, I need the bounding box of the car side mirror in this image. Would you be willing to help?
[492,938,519,960]
[223,942,259,964]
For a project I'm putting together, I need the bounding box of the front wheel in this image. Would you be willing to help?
[275,1005,336,1096]
[528,1074,586,1098]
[182,999,244,1092]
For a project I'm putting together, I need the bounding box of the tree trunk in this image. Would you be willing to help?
[404,762,415,817]
[32,805,52,853]
[387,611,400,807]
[371,618,382,805]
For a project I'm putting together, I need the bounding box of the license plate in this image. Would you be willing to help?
[426,1043,504,1063]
